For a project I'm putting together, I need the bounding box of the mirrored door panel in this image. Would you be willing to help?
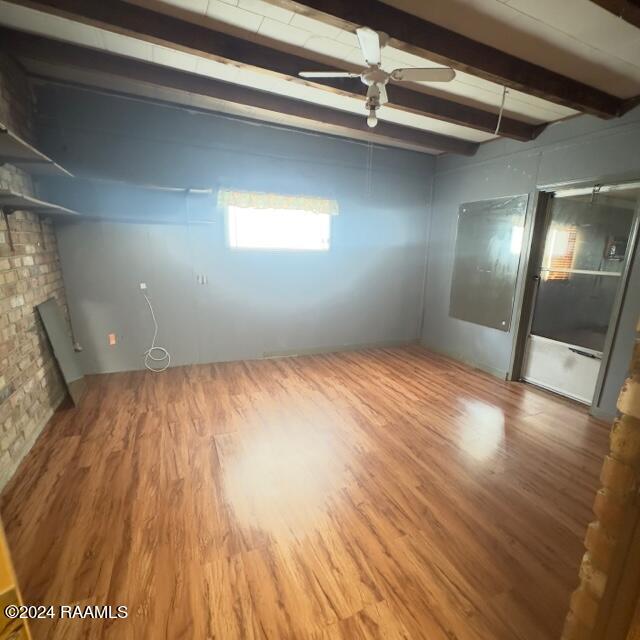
[449,195,528,331]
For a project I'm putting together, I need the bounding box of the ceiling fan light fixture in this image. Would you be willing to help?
[367,108,378,128]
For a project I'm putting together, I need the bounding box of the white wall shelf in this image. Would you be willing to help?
[0,187,79,216]
[0,124,72,177]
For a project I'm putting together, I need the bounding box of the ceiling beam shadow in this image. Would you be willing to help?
[1,28,478,156]
[3,0,541,141]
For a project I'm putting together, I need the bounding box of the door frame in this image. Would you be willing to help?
[508,178,640,415]
[507,189,552,381]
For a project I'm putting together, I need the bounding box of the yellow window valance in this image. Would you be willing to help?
[218,189,339,215]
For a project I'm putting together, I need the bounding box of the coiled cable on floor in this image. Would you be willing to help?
[143,292,170,372]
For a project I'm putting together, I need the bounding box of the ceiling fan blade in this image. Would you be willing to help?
[356,27,381,66]
[391,67,456,82]
[299,71,360,78]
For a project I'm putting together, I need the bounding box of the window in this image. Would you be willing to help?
[227,206,331,251]
[543,225,577,281]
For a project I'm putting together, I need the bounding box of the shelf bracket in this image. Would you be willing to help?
[2,207,15,253]
[39,216,47,251]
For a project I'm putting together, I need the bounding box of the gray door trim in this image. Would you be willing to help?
[592,197,640,409]
[507,191,552,380]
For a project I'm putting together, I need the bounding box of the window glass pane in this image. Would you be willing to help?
[531,273,622,351]
[540,197,633,276]
[531,190,637,351]
[228,206,330,251]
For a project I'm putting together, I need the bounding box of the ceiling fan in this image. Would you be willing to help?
[298,27,456,128]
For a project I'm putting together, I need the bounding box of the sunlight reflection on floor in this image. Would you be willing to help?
[458,399,506,462]
[220,426,347,540]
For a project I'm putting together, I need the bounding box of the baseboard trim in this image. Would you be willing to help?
[83,340,421,374]
[419,341,508,380]
[263,339,418,359]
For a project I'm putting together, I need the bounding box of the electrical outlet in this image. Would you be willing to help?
[139,282,147,290]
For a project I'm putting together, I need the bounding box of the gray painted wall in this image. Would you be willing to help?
[422,105,640,419]
[41,86,434,373]
[37,83,640,418]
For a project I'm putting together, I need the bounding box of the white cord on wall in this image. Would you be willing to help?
[142,291,171,372]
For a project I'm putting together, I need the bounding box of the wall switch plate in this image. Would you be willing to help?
[108,333,117,346]
[139,282,147,290]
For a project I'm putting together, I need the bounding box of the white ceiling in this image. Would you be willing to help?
[382,0,640,98]
[0,0,637,152]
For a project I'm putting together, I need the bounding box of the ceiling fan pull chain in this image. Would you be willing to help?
[494,85,508,136]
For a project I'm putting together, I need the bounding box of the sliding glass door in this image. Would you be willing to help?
[522,184,639,403]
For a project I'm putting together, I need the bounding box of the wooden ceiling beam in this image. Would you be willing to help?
[2,0,540,141]
[0,28,478,155]
[588,0,640,29]
[265,0,626,118]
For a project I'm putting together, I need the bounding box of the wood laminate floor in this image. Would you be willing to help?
[1,347,609,640]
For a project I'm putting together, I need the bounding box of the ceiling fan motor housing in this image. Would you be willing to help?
[360,67,390,87]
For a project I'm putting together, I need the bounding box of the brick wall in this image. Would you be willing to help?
[0,53,69,490]
[562,317,640,639]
